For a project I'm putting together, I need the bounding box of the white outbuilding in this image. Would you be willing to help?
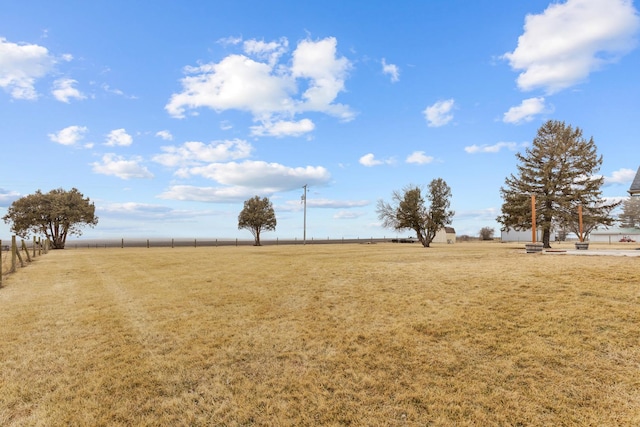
[432,227,456,244]
[589,228,640,244]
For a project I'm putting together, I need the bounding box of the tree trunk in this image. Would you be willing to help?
[416,229,430,247]
[51,239,65,249]
[542,227,551,249]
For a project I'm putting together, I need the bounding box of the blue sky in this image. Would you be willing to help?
[1,0,639,241]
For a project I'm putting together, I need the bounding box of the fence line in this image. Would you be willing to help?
[64,236,396,249]
[0,236,49,286]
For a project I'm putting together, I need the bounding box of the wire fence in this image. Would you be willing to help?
[0,235,414,285]
[64,236,398,249]
[0,236,50,286]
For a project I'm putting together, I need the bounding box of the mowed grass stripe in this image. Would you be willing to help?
[1,243,639,425]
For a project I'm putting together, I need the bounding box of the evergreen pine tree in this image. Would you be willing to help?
[619,197,640,229]
[497,120,619,248]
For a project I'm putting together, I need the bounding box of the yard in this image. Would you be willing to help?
[1,242,639,425]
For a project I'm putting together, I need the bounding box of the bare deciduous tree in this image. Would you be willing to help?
[377,179,454,248]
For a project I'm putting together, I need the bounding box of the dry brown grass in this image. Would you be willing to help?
[1,242,639,426]
[1,247,10,277]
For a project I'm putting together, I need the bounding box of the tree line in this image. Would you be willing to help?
[4,120,637,249]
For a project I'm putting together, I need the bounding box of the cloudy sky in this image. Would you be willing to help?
[1,0,639,241]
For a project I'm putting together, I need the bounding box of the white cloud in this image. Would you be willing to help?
[48,125,88,146]
[281,198,369,212]
[292,37,353,120]
[52,78,85,103]
[155,130,173,140]
[159,160,331,202]
[503,97,547,124]
[406,151,434,164]
[423,99,455,127]
[101,202,171,215]
[166,53,295,119]
[105,128,133,146]
[504,0,640,93]
[101,84,137,99]
[381,58,399,82]
[99,202,189,219]
[243,37,288,65]
[454,207,500,222]
[153,139,252,167]
[359,153,382,167]
[177,160,331,192]
[604,168,638,184]
[333,210,366,219]
[250,118,315,137]
[166,37,354,134]
[158,185,257,203]
[465,142,518,154]
[0,37,56,100]
[307,198,369,208]
[91,153,153,179]
[0,188,20,207]
[217,36,243,47]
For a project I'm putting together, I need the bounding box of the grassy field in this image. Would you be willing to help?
[1,247,9,277]
[1,242,639,426]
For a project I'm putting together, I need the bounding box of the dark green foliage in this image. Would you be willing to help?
[238,196,277,246]
[497,120,619,248]
[619,197,640,228]
[3,188,98,249]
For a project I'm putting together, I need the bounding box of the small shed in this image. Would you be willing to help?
[629,166,640,196]
[432,226,456,244]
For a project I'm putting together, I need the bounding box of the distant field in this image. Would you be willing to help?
[1,242,639,425]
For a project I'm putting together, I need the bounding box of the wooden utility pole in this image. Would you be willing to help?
[302,184,308,245]
[531,194,536,243]
[578,205,584,242]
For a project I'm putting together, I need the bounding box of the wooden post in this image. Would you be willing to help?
[10,236,17,273]
[531,194,536,243]
[22,240,32,263]
[13,237,24,268]
[578,205,584,243]
[32,237,36,258]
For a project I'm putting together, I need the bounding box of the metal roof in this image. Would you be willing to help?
[630,166,640,195]
[590,228,640,235]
